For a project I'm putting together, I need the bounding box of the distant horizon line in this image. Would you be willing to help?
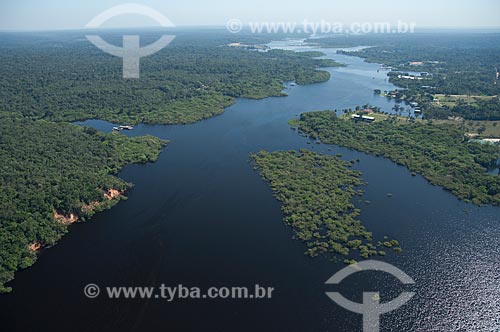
[1,25,500,33]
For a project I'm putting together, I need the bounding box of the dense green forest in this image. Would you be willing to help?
[252,150,399,263]
[438,98,500,121]
[346,46,500,96]
[291,111,500,206]
[0,30,338,125]
[312,33,500,120]
[0,30,345,293]
[0,119,166,293]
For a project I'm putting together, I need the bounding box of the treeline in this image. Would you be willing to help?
[292,111,500,206]
[0,30,348,292]
[252,150,399,263]
[315,33,500,120]
[0,31,339,125]
[350,46,500,96]
[0,119,166,293]
[429,97,500,121]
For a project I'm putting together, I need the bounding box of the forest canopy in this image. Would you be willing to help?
[252,150,399,263]
[313,33,500,120]
[0,119,166,293]
[291,111,500,206]
[0,30,338,125]
[0,30,344,293]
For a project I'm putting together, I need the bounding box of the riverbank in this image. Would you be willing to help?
[291,110,500,206]
[0,119,167,293]
[2,37,500,332]
[252,149,400,263]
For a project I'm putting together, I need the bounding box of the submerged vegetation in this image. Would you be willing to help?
[291,111,500,206]
[252,150,399,263]
[0,30,346,292]
[0,119,167,293]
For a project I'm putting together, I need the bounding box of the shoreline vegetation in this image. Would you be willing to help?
[0,119,167,293]
[252,150,400,264]
[0,33,342,125]
[0,32,345,293]
[290,111,500,206]
[311,34,500,122]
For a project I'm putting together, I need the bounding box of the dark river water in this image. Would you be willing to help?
[1,40,499,332]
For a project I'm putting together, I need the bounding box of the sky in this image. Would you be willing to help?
[1,0,499,31]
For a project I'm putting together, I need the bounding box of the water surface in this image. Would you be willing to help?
[2,40,499,332]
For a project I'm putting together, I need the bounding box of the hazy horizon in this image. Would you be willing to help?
[1,0,499,31]
[2,25,500,34]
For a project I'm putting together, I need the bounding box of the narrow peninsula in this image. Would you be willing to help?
[252,150,399,263]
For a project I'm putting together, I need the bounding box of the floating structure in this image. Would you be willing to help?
[113,125,134,131]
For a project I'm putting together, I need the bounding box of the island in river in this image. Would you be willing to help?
[0,30,343,293]
[1,33,500,332]
[290,110,500,206]
[252,149,400,263]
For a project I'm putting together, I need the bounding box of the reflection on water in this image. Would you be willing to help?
[1,39,499,332]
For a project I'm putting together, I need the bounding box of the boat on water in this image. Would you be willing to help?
[113,125,134,131]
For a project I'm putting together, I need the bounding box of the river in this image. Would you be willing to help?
[1,39,499,332]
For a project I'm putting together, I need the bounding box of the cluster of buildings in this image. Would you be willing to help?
[227,42,270,51]
[408,61,440,66]
[397,74,424,80]
[410,102,422,115]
